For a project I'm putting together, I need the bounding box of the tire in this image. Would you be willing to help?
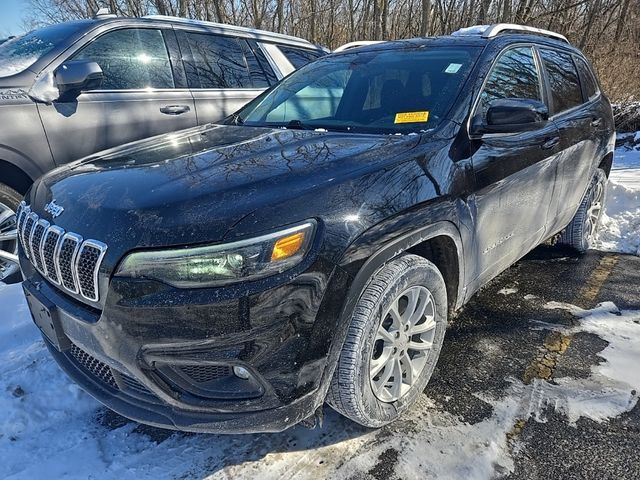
[0,183,22,284]
[559,168,607,253]
[327,254,447,427]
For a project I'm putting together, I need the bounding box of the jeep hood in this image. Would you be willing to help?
[28,124,420,260]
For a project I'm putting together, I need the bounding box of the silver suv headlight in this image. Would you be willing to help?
[115,221,316,288]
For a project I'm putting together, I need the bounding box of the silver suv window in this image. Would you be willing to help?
[73,28,174,90]
[183,32,253,89]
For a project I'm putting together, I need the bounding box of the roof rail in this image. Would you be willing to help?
[452,23,569,43]
[142,15,315,46]
[334,41,383,52]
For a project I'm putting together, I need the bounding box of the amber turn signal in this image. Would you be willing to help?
[271,232,305,261]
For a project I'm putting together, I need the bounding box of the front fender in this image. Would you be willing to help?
[310,214,467,406]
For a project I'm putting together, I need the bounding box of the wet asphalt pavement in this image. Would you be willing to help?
[95,246,640,479]
[428,246,640,479]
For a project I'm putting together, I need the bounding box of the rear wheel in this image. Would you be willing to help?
[559,168,607,253]
[327,254,447,427]
[0,183,21,283]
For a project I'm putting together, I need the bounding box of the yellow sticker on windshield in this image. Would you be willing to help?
[394,111,429,124]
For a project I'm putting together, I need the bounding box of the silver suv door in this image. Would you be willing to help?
[177,31,274,124]
[38,27,197,166]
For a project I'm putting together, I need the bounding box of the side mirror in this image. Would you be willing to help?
[54,60,103,100]
[471,98,549,136]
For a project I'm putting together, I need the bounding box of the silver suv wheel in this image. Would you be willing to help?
[0,200,19,281]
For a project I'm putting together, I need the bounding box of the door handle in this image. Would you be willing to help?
[591,118,603,128]
[160,105,191,115]
[541,136,560,150]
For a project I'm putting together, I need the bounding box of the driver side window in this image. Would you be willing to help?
[479,47,542,121]
[72,28,174,90]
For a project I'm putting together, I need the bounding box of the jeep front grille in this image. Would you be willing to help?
[16,202,107,302]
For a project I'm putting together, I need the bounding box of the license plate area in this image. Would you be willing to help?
[23,287,69,351]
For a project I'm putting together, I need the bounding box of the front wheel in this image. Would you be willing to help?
[327,254,447,427]
[559,168,607,253]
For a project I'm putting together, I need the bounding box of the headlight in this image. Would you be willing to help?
[115,221,316,288]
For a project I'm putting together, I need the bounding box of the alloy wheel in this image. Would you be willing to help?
[0,201,18,281]
[369,285,437,402]
[584,175,605,246]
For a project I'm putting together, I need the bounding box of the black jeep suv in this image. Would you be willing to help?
[18,24,614,433]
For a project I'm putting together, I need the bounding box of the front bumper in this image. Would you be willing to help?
[22,255,351,433]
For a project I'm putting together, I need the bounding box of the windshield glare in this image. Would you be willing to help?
[0,21,90,78]
[240,46,479,134]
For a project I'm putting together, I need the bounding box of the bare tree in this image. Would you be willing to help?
[21,0,640,101]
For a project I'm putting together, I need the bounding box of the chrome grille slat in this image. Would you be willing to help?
[58,233,82,293]
[42,226,64,284]
[22,214,36,260]
[17,205,107,302]
[76,241,107,301]
[31,219,50,273]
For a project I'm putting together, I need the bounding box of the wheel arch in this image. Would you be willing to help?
[0,159,34,195]
[339,220,466,317]
[314,221,467,407]
[598,151,614,177]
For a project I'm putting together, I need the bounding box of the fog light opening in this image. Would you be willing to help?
[233,366,251,380]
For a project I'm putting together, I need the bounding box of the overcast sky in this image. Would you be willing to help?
[1,0,29,37]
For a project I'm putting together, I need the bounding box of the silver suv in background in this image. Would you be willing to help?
[0,13,325,281]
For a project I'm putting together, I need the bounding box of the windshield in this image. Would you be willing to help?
[238,46,480,134]
[0,21,91,78]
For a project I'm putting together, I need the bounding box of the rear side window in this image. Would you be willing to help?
[574,56,599,101]
[277,45,325,69]
[246,40,278,84]
[183,32,251,89]
[239,41,270,88]
[73,28,174,90]
[478,46,541,119]
[539,49,582,114]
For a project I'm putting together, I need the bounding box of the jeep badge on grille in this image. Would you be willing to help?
[44,200,64,218]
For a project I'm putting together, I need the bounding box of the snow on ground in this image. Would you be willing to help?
[595,135,640,255]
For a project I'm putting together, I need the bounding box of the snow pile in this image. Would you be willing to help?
[595,137,640,255]
[597,181,640,255]
[525,302,640,424]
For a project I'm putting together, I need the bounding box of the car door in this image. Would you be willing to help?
[38,27,197,166]
[177,30,272,125]
[469,45,562,285]
[537,49,602,232]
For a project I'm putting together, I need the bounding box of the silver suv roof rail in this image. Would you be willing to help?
[452,23,569,43]
[142,15,315,46]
